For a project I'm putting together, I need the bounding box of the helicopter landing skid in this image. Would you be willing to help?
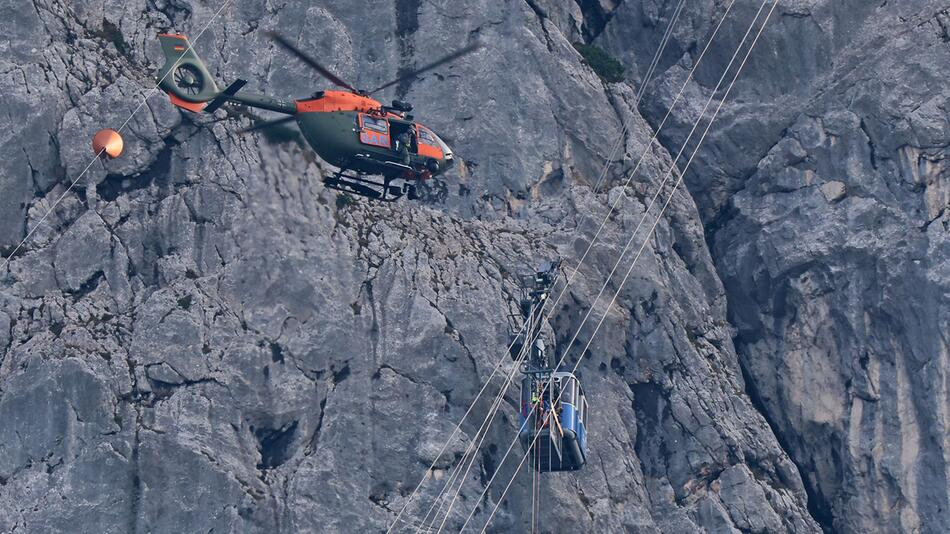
[324,172,407,202]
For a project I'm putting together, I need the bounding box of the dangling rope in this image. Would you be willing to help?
[530,412,537,534]
[533,409,542,534]
[460,2,781,531]
[537,405,546,533]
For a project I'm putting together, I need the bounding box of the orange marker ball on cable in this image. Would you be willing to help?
[92,129,124,159]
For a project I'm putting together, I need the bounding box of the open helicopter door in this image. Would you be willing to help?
[387,119,417,152]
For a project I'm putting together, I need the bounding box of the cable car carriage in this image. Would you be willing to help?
[519,371,588,472]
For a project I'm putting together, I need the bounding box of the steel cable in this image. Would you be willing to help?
[389,2,738,530]
[461,2,779,531]
[0,0,234,275]
[388,7,711,530]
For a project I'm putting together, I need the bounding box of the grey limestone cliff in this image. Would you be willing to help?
[0,1,946,533]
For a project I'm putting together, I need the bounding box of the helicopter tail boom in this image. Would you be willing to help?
[157,34,296,115]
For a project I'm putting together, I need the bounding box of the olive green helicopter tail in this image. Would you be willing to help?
[156,33,294,115]
[157,34,223,112]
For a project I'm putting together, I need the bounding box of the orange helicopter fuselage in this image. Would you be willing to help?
[292,91,453,178]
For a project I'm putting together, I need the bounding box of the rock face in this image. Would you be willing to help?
[598,0,950,532]
[0,2,944,534]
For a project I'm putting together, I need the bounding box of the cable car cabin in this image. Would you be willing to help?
[519,372,588,472]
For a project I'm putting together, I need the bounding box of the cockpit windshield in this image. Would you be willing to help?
[432,131,453,158]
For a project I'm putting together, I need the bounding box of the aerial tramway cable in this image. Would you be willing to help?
[419,1,742,528]
[0,0,234,275]
[429,271,558,534]
[386,6,708,534]
[475,3,779,528]
[418,331,534,534]
[591,0,687,194]
[466,2,780,531]
[391,2,742,531]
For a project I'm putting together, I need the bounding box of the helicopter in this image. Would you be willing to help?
[156,32,479,201]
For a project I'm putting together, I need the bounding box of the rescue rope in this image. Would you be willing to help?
[468,3,780,531]
[528,397,538,534]
[533,412,541,534]
[0,0,234,275]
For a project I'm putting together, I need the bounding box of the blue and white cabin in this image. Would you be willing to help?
[519,371,588,472]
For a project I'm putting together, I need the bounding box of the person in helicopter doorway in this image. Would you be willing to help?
[394,128,414,165]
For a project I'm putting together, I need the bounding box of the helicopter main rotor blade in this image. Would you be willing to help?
[239,115,297,134]
[268,31,357,92]
[369,41,482,95]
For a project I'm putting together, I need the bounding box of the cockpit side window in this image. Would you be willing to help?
[360,114,389,133]
[417,126,438,145]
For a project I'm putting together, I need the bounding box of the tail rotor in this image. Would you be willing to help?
[157,33,220,111]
